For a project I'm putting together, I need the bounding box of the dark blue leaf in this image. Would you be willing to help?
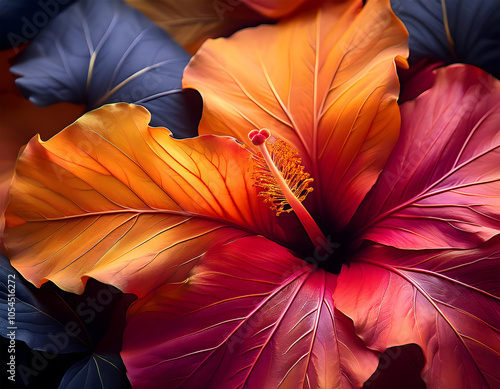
[1,335,87,388]
[10,0,201,137]
[58,354,130,389]
[0,254,87,353]
[391,0,500,78]
[0,255,129,355]
[0,0,75,49]
[0,255,133,387]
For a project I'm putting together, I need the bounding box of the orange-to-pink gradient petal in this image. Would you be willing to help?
[183,0,408,232]
[3,103,301,296]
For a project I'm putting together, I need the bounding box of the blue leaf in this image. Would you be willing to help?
[391,0,500,78]
[10,0,201,137]
[0,0,75,49]
[0,255,128,354]
[0,254,88,353]
[58,354,130,389]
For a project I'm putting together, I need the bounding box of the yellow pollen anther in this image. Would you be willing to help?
[249,129,327,247]
[252,138,313,216]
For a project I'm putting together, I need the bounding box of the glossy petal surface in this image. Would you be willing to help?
[10,0,200,135]
[335,237,500,388]
[184,0,408,230]
[122,236,379,388]
[351,65,500,249]
[3,103,292,296]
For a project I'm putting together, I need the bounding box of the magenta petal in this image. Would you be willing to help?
[334,236,500,388]
[121,236,379,388]
[350,64,500,250]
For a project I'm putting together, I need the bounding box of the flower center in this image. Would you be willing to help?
[249,129,328,250]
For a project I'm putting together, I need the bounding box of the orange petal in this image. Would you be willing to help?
[183,0,408,232]
[4,103,299,296]
[125,0,266,54]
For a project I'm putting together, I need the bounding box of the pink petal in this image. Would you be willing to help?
[350,64,500,250]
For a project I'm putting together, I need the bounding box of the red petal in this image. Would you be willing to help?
[335,237,500,388]
[122,236,379,388]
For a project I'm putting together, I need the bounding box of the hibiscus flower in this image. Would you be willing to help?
[3,0,499,388]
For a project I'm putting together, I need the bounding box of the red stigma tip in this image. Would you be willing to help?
[248,128,271,146]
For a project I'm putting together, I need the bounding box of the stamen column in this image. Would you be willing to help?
[248,129,327,248]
